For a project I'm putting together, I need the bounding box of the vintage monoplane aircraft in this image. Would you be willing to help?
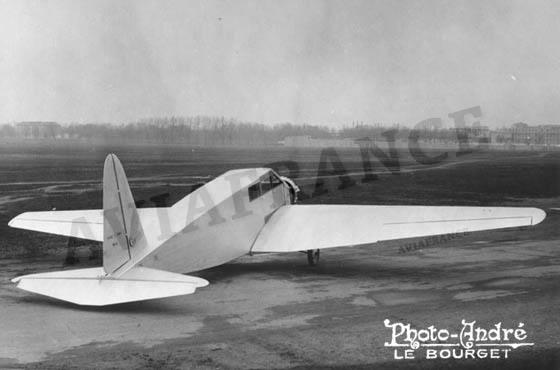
[9,154,546,305]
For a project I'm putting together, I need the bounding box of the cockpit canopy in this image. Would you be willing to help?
[248,170,284,201]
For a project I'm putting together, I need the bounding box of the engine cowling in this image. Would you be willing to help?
[280,176,300,204]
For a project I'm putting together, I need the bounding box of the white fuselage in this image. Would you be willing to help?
[140,168,291,273]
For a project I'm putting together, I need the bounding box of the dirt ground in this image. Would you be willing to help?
[1,218,559,369]
[0,144,559,369]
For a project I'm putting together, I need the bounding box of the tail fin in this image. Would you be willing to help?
[10,154,210,306]
[103,154,148,276]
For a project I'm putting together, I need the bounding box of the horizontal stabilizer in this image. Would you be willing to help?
[9,210,104,241]
[12,267,208,306]
[8,207,174,244]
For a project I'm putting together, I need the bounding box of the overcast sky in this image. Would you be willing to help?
[1,0,560,127]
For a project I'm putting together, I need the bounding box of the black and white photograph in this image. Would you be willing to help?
[0,1,559,369]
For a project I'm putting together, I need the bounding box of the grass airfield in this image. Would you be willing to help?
[0,142,558,369]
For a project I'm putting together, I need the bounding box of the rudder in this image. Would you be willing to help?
[103,154,148,276]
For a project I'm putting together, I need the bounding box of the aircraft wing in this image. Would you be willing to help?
[251,205,546,253]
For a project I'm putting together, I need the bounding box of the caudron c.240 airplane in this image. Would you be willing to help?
[9,154,546,306]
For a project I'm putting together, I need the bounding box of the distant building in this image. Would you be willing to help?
[15,122,61,139]
[282,135,358,147]
[512,122,529,130]
[540,125,560,145]
[453,125,490,143]
[493,123,560,145]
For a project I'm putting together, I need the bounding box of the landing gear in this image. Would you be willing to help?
[306,249,320,266]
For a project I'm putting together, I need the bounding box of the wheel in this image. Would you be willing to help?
[306,249,320,266]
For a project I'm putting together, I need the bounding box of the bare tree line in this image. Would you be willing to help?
[0,116,500,146]
[0,116,404,146]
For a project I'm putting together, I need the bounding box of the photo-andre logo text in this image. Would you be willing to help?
[384,319,534,360]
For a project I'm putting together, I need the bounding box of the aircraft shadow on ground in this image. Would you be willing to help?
[5,254,457,312]
[196,254,461,283]
[8,293,196,315]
